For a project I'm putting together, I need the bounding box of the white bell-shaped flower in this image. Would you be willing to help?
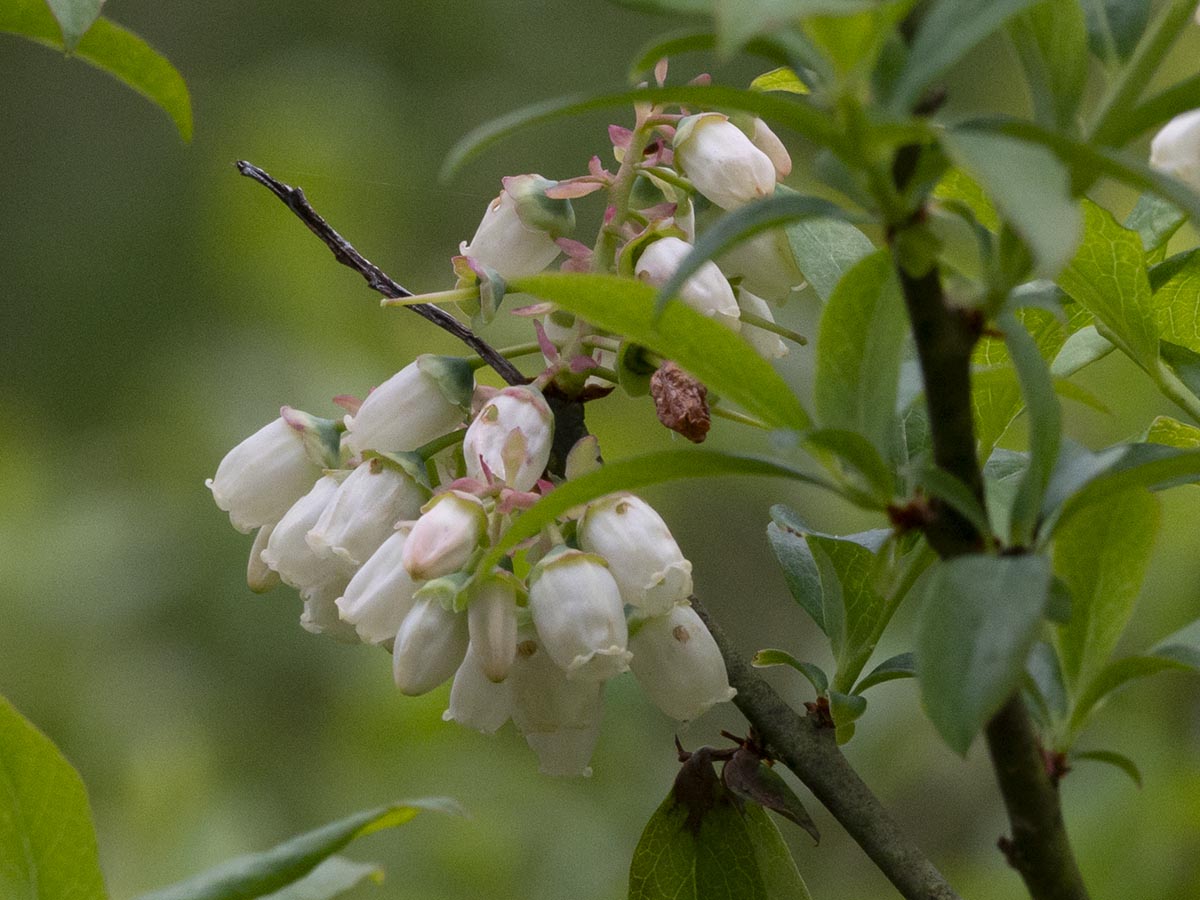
[299,571,359,644]
[246,524,280,593]
[343,356,471,456]
[335,527,422,645]
[736,287,789,359]
[577,493,693,616]
[510,630,605,777]
[392,596,469,696]
[467,572,520,682]
[629,602,736,721]
[718,229,803,301]
[750,117,792,180]
[401,490,488,580]
[1150,109,1200,192]
[443,642,513,734]
[463,386,554,492]
[207,415,324,533]
[459,174,575,279]
[260,475,345,593]
[307,459,427,567]
[528,549,631,682]
[673,112,777,210]
[635,236,740,331]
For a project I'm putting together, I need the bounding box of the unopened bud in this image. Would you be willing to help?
[343,356,472,456]
[401,491,488,580]
[260,475,345,593]
[335,527,422,645]
[635,236,740,331]
[307,459,427,567]
[392,597,469,696]
[1150,109,1200,192]
[673,113,777,210]
[459,174,575,279]
[468,573,520,682]
[629,602,736,721]
[463,386,554,492]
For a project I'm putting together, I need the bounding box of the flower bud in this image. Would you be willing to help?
[343,356,472,456]
[736,287,789,359]
[392,597,469,696]
[673,113,777,210]
[207,414,325,533]
[635,236,740,331]
[307,459,428,567]
[629,602,736,721]
[1150,109,1200,192]
[335,527,422,645]
[463,386,554,492]
[528,549,631,682]
[459,174,575,279]
[510,629,605,777]
[401,491,488,580]
[750,117,792,180]
[300,571,359,644]
[718,229,803,301]
[468,573,520,682]
[443,642,513,734]
[577,494,693,615]
[246,524,280,593]
[260,475,345,593]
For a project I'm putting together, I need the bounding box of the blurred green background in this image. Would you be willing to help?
[2,2,1199,898]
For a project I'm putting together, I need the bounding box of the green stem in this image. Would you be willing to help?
[467,342,544,370]
[592,122,658,273]
[1152,360,1200,426]
[415,428,468,460]
[639,165,693,192]
[382,286,479,308]
[582,335,622,353]
[709,405,771,430]
[739,311,809,346]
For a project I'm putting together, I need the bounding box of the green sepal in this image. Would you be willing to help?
[361,450,434,492]
[414,570,476,613]
[281,406,343,469]
[505,174,576,239]
[417,354,475,410]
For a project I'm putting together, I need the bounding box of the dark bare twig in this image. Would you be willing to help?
[234,160,527,386]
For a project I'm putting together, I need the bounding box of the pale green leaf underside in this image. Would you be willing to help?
[263,857,381,900]
[44,0,103,49]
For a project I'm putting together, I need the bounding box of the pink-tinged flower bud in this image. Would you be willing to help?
[578,494,693,616]
[246,524,280,593]
[718,229,803,301]
[392,597,469,696]
[207,414,326,533]
[673,113,777,210]
[629,602,736,721]
[635,236,740,331]
[736,287,789,359]
[343,356,472,456]
[443,642,513,734]
[750,118,792,179]
[260,475,345,593]
[468,573,520,682]
[307,459,428,567]
[528,549,631,682]
[1150,109,1200,191]
[463,386,554,492]
[335,527,422,645]
[300,571,359,643]
[401,491,488,580]
[510,629,605,777]
[459,174,575,279]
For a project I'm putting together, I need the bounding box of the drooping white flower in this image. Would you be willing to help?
[635,236,740,331]
[528,549,630,682]
[335,527,422,645]
[467,572,520,682]
[718,228,803,301]
[300,571,359,644]
[463,386,555,492]
[1150,109,1200,192]
[736,287,789,359]
[577,493,693,616]
[443,642,513,734]
[207,413,325,533]
[401,490,488,580]
[459,174,575,279]
[260,474,346,593]
[307,459,427,567]
[246,524,280,594]
[343,356,472,457]
[673,112,777,210]
[629,602,736,721]
[510,629,605,777]
[392,597,469,696]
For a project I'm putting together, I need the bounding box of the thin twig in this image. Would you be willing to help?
[234,160,527,386]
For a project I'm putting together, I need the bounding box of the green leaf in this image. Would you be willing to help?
[752,649,830,695]
[784,217,875,301]
[750,66,810,94]
[766,522,827,631]
[1025,640,1069,724]
[910,465,994,541]
[1143,415,1200,448]
[0,694,108,900]
[941,131,1081,276]
[814,251,907,457]
[1125,193,1186,259]
[916,555,1052,755]
[1050,325,1115,377]
[801,428,896,503]
[934,169,1001,232]
[610,0,710,14]
[441,84,838,180]
[1056,200,1158,367]
[44,0,104,49]
[1153,617,1200,670]
[854,652,916,693]
[1071,749,1143,788]
[742,804,814,900]
[972,368,1026,458]
[1053,489,1159,690]
[1011,0,1089,129]
[802,1,913,78]
[1083,0,1150,61]
[0,0,192,141]
[715,0,873,57]
[264,857,382,900]
[1150,249,1200,355]
[134,800,462,900]
[1115,72,1200,146]
[510,272,809,430]
[1069,653,1191,733]
[889,0,1041,112]
[628,31,795,82]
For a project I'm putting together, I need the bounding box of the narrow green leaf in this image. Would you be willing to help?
[1126,193,1186,258]
[1054,489,1159,690]
[1153,617,1200,670]
[0,694,109,900]
[933,168,1001,232]
[1025,640,1069,723]
[1150,249,1200,355]
[1013,0,1089,129]
[1116,72,1200,146]
[1069,653,1190,733]
[1051,325,1115,377]
[752,649,830,695]
[134,800,462,900]
[767,522,827,631]
[785,217,875,302]
[510,272,809,430]
[814,251,907,457]
[715,0,873,57]
[1071,749,1143,788]
[942,130,1081,276]
[1143,415,1200,448]
[1083,0,1151,61]
[741,804,815,900]
[889,0,1041,112]
[854,651,916,693]
[629,30,719,80]
[264,857,382,900]
[910,466,994,541]
[45,0,104,49]
[972,368,1026,459]
[802,428,896,502]
[916,555,1052,755]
